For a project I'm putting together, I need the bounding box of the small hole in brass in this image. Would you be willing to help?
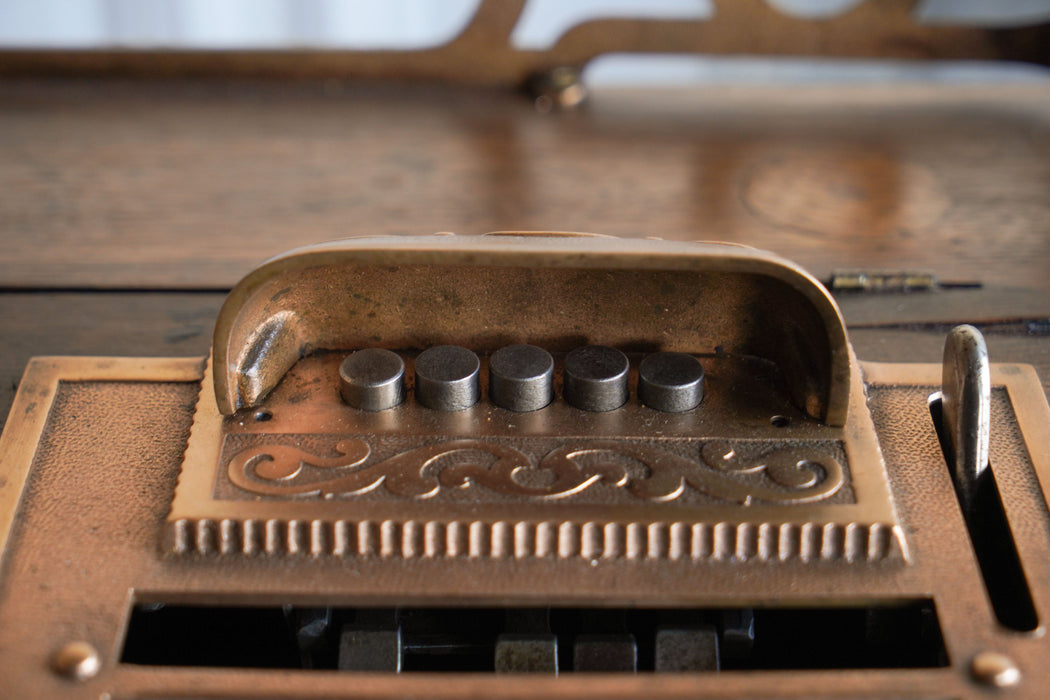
[253,410,273,422]
[770,415,790,428]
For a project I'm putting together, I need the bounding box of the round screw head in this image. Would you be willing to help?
[638,352,705,413]
[415,345,481,411]
[339,348,406,411]
[564,345,629,412]
[971,651,1021,688]
[489,344,555,412]
[51,641,101,682]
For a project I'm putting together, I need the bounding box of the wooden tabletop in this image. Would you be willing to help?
[3,80,1049,291]
[1,79,1048,423]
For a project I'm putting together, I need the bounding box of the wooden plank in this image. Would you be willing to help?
[0,293,220,425]
[1,81,1049,293]
[836,286,1050,327]
[850,327,1050,404]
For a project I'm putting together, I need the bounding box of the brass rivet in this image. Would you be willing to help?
[50,641,101,682]
[970,651,1021,688]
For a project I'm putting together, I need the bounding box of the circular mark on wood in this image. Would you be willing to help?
[742,149,950,239]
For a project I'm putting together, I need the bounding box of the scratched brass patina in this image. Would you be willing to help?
[4,234,1050,699]
[168,234,902,561]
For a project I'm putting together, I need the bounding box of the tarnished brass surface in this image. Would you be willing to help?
[0,357,206,560]
[175,234,901,564]
[169,351,900,562]
[1,357,1050,697]
[3,238,1050,698]
[211,235,851,423]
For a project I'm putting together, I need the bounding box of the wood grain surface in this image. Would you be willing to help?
[2,80,1049,297]
[1,79,1048,431]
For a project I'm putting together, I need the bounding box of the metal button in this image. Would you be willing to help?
[564,345,629,412]
[489,344,554,412]
[415,345,481,411]
[573,633,637,672]
[339,627,403,672]
[971,651,1022,688]
[654,626,720,671]
[638,352,705,412]
[339,349,405,411]
[494,634,559,673]
[50,641,101,682]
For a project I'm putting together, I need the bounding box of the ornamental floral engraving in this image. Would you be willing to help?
[225,437,844,505]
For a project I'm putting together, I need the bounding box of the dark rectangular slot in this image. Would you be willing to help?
[121,601,947,672]
[929,397,1039,632]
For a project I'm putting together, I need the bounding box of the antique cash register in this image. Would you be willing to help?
[1,233,1049,698]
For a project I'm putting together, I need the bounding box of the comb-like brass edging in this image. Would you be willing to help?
[167,517,903,562]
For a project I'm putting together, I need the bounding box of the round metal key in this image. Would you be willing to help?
[564,345,630,412]
[339,348,406,411]
[638,352,705,412]
[415,345,481,411]
[489,344,554,412]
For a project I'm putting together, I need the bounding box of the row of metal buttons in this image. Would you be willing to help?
[338,345,705,414]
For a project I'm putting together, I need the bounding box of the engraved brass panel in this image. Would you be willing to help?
[2,357,1050,697]
[168,235,901,563]
[3,236,1050,698]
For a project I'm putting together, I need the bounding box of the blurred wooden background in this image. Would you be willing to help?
[1,0,1049,423]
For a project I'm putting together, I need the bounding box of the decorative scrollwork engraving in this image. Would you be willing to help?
[227,439,372,496]
[226,438,844,505]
